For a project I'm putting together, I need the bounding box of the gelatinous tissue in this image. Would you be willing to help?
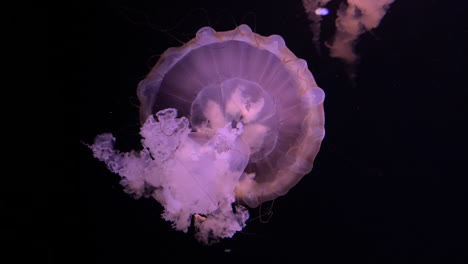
[90,25,325,244]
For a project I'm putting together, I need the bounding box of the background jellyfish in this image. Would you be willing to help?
[302,0,395,64]
[90,24,325,244]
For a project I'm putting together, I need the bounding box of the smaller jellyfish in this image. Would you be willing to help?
[91,25,325,244]
[302,0,395,64]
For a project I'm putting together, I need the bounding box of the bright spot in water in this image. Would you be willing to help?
[224,249,232,253]
[315,7,329,16]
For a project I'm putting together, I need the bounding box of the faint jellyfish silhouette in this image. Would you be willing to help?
[91,24,325,244]
[302,0,395,64]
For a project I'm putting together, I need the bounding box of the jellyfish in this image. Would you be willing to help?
[302,0,395,64]
[90,24,325,244]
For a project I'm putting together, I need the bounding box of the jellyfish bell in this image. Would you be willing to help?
[138,24,325,206]
[91,24,325,244]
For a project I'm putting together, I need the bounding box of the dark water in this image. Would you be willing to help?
[78,0,466,263]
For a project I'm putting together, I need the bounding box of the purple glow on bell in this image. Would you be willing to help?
[315,7,329,16]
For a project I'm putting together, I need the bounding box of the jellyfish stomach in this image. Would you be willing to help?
[190,78,279,162]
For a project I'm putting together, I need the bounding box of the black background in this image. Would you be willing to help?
[78,0,467,263]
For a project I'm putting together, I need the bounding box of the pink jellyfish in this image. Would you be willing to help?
[91,24,325,244]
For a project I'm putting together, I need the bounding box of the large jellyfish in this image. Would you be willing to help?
[90,25,325,244]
